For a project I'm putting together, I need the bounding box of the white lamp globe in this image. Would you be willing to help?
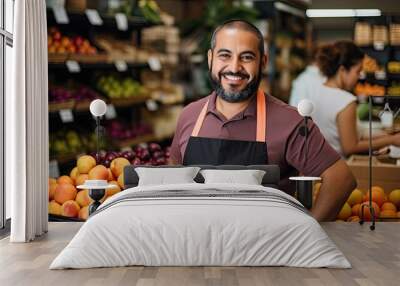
[90,99,107,117]
[297,99,315,117]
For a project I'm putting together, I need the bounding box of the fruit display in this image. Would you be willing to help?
[49,87,74,104]
[74,86,103,102]
[334,187,400,222]
[354,83,385,97]
[49,86,103,105]
[362,55,380,74]
[97,75,144,99]
[49,143,171,220]
[388,61,400,74]
[48,27,97,55]
[105,119,153,141]
[48,155,124,221]
[89,143,170,167]
[50,130,106,159]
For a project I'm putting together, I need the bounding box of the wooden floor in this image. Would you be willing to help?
[0,222,399,286]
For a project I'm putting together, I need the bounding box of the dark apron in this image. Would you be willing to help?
[183,89,268,165]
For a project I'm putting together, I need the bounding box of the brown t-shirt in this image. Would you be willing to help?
[170,92,340,194]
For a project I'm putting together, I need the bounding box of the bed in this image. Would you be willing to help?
[49,165,350,269]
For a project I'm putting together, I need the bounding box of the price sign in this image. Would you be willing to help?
[52,6,69,24]
[373,42,384,51]
[66,60,81,73]
[105,104,117,119]
[146,99,159,111]
[115,13,128,31]
[148,56,162,71]
[375,70,386,80]
[86,9,103,26]
[114,60,128,72]
[59,109,74,123]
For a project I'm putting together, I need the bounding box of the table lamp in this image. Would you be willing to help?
[289,99,321,209]
[76,99,117,216]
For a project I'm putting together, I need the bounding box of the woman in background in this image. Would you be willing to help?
[310,41,400,157]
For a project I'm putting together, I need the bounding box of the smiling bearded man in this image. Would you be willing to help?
[169,19,356,221]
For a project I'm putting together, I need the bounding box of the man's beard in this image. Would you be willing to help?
[209,65,261,103]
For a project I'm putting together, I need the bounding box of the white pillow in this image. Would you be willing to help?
[200,169,266,185]
[135,167,201,186]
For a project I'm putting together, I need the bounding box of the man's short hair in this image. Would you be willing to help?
[210,19,265,56]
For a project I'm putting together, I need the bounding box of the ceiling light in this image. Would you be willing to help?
[306,9,381,18]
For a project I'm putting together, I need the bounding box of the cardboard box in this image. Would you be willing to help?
[347,155,400,193]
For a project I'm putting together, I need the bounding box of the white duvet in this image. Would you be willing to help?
[50,183,351,269]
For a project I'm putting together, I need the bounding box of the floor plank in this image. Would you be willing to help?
[0,222,399,286]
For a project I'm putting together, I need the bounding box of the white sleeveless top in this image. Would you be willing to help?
[309,84,357,157]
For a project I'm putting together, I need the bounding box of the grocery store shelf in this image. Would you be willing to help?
[388,73,400,80]
[48,60,149,70]
[50,153,78,164]
[48,95,151,114]
[47,8,153,30]
[49,133,173,165]
[110,95,151,107]
[48,100,76,112]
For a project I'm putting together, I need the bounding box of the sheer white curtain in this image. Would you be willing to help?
[7,0,48,242]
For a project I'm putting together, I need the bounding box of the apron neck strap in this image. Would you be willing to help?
[256,89,266,142]
[192,89,267,142]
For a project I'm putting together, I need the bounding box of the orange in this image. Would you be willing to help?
[77,155,96,174]
[381,202,397,212]
[54,183,77,205]
[57,175,74,185]
[49,183,57,201]
[347,216,360,222]
[388,189,400,207]
[347,189,363,206]
[337,202,352,221]
[69,167,79,183]
[117,173,125,189]
[359,201,380,221]
[88,165,109,180]
[364,190,385,207]
[380,210,397,218]
[352,203,361,216]
[49,178,57,186]
[371,186,385,195]
[75,174,89,187]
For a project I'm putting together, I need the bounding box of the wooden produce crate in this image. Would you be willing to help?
[347,155,400,192]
